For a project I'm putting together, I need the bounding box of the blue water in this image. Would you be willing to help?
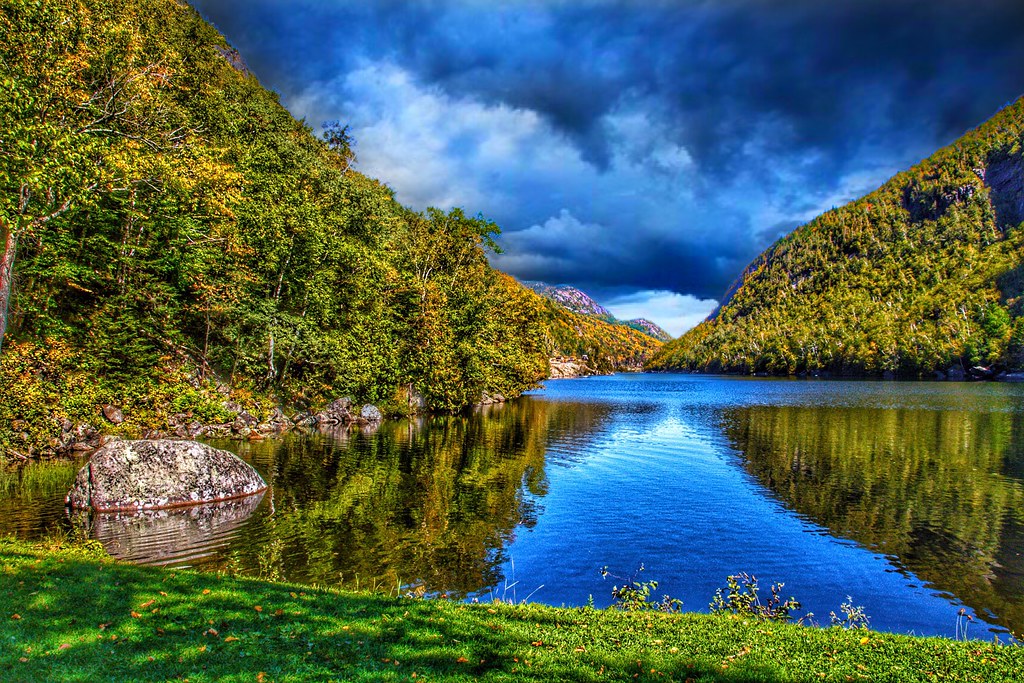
[4,374,1023,639]
[495,375,1024,638]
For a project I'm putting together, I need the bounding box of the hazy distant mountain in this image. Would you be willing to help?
[521,281,611,317]
[623,318,672,342]
[522,281,672,342]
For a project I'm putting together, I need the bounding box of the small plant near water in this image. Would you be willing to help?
[830,595,870,629]
[602,564,683,613]
[955,608,975,641]
[710,572,811,624]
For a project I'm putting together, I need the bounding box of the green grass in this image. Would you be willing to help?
[0,539,1020,682]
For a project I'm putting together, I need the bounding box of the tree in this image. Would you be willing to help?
[0,0,191,353]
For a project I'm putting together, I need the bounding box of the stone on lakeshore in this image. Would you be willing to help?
[359,404,383,423]
[315,397,355,425]
[66,439,266,512]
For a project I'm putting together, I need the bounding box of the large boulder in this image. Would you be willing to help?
[66,439,266,512]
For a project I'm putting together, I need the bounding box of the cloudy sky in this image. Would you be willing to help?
[190,0,1024,335]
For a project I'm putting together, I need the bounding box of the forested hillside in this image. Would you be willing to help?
[0,0,558,456]
[651,96,1024,377]
[520,282,663,371]
[539,298,662,373]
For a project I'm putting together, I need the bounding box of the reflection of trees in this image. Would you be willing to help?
[223,397,610,596]
[722,404,1024,634]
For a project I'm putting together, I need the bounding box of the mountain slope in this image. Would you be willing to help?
[622,318,672,342]
[650,97,1024,376]
[538,297,662,374]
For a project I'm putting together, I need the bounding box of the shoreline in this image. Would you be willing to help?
[1,538,1019,682]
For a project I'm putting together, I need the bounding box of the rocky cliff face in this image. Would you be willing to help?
[522,281,612,317]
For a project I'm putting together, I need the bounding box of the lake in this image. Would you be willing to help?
[2,374,1023,639]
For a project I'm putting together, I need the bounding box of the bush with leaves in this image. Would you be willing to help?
[710,572,811,624]
[601,564,683,614]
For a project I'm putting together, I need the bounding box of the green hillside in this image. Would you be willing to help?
[651,96,1024,376]
[0,0,553,453]
[537,297,663,373]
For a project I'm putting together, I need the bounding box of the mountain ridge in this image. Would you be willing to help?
[522,281,672,342]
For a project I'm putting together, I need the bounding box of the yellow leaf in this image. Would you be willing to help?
[224,636,239,643]
[202,589,211,595]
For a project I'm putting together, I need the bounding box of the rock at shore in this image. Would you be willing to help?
[548,356,594,379]
[66,439,267,512]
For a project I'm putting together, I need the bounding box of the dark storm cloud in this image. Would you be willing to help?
[189,0,1024,318]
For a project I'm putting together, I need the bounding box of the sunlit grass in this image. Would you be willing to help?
[1,538,1020,682]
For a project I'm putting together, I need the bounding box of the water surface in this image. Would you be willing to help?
[2,375,1023,639]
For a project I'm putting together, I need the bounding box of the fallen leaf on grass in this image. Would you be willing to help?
[10,614,21,620]
[139,600,154,609]
[58,643,71,650]
[456,657,469,664]
[202,589,211,595]
[130,611,142,618]
[224,636,239,643]
[254,605,263,613]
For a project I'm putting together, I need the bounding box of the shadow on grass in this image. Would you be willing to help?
[0,548,787,681]
[6,544,1021,682]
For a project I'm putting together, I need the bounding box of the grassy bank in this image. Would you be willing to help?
[0,539,1019,682]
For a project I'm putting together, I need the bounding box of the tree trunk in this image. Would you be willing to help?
[0,221,18,355]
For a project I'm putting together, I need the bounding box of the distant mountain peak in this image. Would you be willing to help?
[521,280,671,341]
[625,318,672,342]
[521,281,611,317]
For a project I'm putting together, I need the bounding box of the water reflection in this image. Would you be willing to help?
[721,403,1024,634]
[72,493,265,565]
[196,397,611,594]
